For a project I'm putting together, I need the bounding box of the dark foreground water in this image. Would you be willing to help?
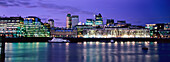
[4,41,170,62]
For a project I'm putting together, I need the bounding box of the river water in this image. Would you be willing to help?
[4,41,170,62]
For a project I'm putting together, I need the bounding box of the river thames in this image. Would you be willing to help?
[4,41,170,62]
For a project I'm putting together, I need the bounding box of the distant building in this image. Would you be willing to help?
[86,19,94,25]
[0,17,24,38]
[71,15,79,28]
[114,20,131,28]
[48,19,54,27]
[117,21,126,24]
[66,14,72,29]
[106,19,114,26]
[50,28,77,37]
[95,13,103,25]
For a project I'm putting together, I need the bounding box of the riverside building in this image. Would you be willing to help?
[0,17,25,38]
[83,28,150,38]
[23,16,50,37]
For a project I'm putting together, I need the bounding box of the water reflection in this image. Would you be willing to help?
[4,41,170,62]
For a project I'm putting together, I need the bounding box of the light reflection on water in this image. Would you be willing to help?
[4,41,170,62]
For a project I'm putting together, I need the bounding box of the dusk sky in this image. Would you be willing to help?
[0,0,170,27]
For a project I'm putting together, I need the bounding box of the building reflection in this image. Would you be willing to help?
[4,41,163,62]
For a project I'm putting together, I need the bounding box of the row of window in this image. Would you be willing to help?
[0,20,20,22]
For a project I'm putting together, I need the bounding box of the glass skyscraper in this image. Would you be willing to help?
[71,15,79,28]
[95,13,103,25]
[66,14,72,29]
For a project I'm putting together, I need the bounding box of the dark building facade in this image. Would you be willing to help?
[106,19,114,26]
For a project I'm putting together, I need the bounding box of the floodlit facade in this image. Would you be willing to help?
[83,28,150,38]
[23,16,50,37]
[50,28,77,37]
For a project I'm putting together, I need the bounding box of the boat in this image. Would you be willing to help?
[48,37,70,43]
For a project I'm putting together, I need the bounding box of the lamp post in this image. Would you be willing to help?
[1,29,5,62]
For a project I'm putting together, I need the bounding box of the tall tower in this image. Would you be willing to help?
[71,15,79,28]
[95,13,103,25]
[48,19,54,27]
[66,14,72,28]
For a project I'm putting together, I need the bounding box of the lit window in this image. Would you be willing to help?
[5,20,7,22]
[16,20,19,22]
[12,20,15,22]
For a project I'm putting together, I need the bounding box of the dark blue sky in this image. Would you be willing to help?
[0,0,170,27]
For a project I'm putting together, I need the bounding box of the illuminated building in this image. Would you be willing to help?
[86,19,94,25]
[71,15,79,28]
[83,28,150,38]
[23,16,50,37]
[146,23,165,38]
[48,19,54,27]
[50,28,77,37]
[75,25,94,37]
[0,17,25,38]
[66,14,72,29]
[44,23,51,29]
[95,13,103,25]
[106,19,114,26]
[159,23,170,38]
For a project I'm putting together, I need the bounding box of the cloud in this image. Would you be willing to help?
[0,0,94,15]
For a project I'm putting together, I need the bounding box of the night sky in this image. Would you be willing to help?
[0,0,170,27]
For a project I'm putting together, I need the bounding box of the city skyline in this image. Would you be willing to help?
[0,0,170,27]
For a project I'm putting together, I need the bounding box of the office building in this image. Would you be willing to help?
[48,19,54,27]
[86,19,94,25]
[83,28,150,38]
[71,15,79,28]
[95,13,103,25]
[106,19,114,26]
[0,17,25,38]
[23,16,50,37]
[66,14,72,29]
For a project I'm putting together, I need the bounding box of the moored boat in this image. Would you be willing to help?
[48,37,70,43]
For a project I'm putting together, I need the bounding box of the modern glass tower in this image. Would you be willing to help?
[95,13,103,25]
[23,16,50,37]
[71,15,79,28]
[66,14,72,29]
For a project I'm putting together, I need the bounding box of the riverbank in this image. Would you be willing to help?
[3,37,170,43]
